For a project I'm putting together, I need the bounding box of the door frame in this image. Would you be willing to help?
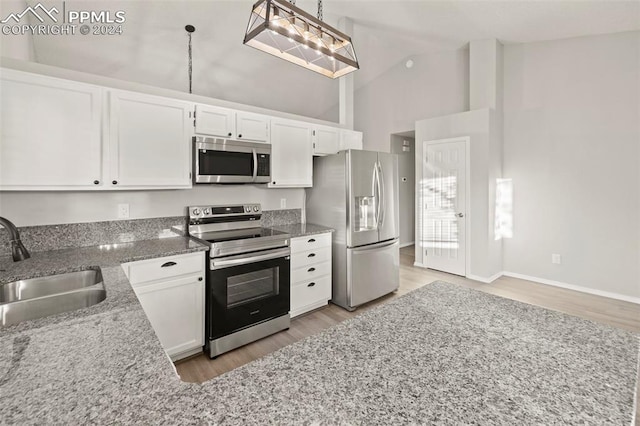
[417,136,471,277]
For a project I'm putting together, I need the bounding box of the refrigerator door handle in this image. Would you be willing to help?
[377,160,385,228]
[372,163,380,229]
[353,238,398,252]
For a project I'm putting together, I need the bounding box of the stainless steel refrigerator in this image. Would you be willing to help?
[306,150,400,311]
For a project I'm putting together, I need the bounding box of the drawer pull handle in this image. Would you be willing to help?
[307,282,316,287]
[308,238,316,243]
[307,267,315,272]
[307,253,316,258]
[161,261,177,268]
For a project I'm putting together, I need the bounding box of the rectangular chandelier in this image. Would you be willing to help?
[243,0,359,79]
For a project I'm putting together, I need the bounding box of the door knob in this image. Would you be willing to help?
[456,213,464,218]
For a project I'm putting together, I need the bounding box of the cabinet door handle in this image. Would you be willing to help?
[307,282,316,287]
[161,261,177,268]
[198,277,203,281]
[93,180,100,185]
[112,180,118,185]
[307,253,316,258]
[228,132,232,137]
[238,134,242,138]
[308,238,316,243]
[307,267,315,272]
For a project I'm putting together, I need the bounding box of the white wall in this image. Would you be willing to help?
[503,31,640,299]
[0,0,36,61]
[390,135,415,246]
[0,186,303,226]
[354,48,469,152]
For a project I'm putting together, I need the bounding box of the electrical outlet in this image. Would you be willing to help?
[551,254,562,265]
[280,198,286,209]
[117,203,130,219]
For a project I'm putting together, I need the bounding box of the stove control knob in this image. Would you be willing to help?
[245,206,251,213]
[253,206,260,212]
[192,208,200,215]
[203,208,210,215]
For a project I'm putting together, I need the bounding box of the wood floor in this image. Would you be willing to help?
[176,245,640,421]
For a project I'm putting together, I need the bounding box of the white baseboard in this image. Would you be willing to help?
[399,241,415,248]
[412,264,640,304]
[502,271,640,305]
[467,271,503,284]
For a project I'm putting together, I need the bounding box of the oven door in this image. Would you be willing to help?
[208,247,290,339]
[194,137,271,184]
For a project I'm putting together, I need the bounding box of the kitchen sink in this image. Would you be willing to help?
[0,269,106,327]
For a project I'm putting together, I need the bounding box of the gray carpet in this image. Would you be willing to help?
[203,281,639,424]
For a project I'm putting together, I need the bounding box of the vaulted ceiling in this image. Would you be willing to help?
[4,0,639,119]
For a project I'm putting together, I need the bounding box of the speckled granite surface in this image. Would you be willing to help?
[0,216,188,256]
[1,276,637,424]
[261,208,301,227]
[269,222,334,238]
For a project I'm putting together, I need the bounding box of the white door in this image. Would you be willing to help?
[269,118,313,187]
[0,70,103,189]
[109,90,192,188]
[423,139,467,276]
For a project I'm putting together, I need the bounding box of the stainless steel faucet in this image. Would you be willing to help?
[0,217,30,261]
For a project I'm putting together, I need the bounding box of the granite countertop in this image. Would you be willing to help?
[0,237,214,423]
[269,222,334,238]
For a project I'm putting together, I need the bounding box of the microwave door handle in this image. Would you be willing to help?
[252,148,258,182]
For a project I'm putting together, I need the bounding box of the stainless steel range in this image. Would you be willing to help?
[188,204,291,359]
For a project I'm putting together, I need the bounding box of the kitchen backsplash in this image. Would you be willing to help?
[0,209,301,256]
[261,209,301,227]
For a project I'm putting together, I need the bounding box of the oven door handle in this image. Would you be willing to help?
[252,148,258,182]
[211,247,290,270]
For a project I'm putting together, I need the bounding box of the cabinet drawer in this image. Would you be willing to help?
[126,252,204,285]
[291,275,331,312]
[292,261,331,284]
[290,247,331,270]
[291,233,331,253]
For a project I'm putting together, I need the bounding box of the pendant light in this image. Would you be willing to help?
[243,0,359,79]
[185,25,195,93]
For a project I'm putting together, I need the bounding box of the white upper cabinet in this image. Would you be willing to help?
[194,105,270,143]
[312,125,340,156]
[108,90,192,188]
[194,104,234,138]
[340,129,364,151]
[235,111,269,143]
[269,118,313,188]
[0,70,103,190]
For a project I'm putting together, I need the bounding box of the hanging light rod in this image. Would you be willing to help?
[243,0,359,79]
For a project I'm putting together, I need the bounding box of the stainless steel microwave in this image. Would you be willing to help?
[193,136,271,184]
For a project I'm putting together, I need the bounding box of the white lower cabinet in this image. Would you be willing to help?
[290,232,332,317]
[122,252,205,361]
